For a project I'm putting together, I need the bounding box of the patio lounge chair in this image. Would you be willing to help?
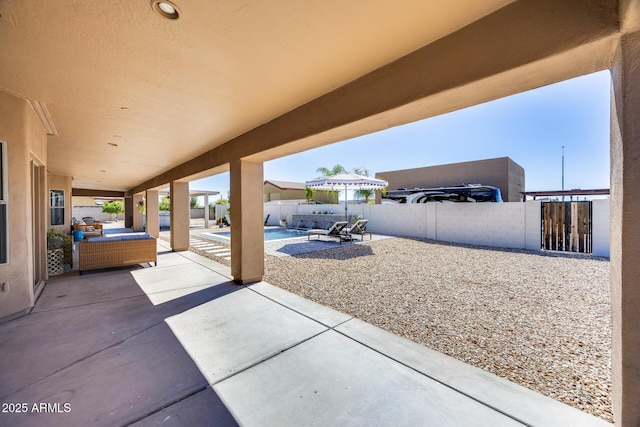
[346,219,372,241]
[307,221,351,244]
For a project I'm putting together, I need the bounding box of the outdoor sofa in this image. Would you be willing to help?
[307,221,352,244]
[78,233,157,274]
[72,220,103,238]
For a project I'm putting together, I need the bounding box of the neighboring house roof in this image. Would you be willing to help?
[264,180,306,190]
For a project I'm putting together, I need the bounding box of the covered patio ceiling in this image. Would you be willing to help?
[0,0,513,192]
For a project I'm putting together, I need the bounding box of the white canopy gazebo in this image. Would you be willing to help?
[305,172,388,222]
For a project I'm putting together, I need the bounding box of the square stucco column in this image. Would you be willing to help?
[124,196,133,228]
[145,189,159,238]
[230,159,264,284]
[132,193,144,232]
[170,181,190,251]
[610,30,640,427]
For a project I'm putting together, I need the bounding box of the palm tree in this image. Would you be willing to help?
[352,167,373,202]
[316,164,346,176]
[315,164,346,203]
[305,186,315,204]
[355,188,374,203]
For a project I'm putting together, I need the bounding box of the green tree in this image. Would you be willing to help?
[159,196,171,211]
[190,197,199,208]
[102,200,124,220]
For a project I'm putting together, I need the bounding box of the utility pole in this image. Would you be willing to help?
[561,145,565,202]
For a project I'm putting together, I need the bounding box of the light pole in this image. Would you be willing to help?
[561,145,565,202]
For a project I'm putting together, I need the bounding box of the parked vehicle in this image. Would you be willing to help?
[383,184,503,203]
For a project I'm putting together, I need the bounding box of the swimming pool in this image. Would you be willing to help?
[209,227,308,241]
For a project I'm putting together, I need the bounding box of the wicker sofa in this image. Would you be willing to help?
[78,234,157,274]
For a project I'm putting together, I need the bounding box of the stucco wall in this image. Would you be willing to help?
[266,200,611,256]
[0,91,48,320]
[71,206,125,223]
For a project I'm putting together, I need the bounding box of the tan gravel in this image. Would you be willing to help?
[177,232,612,423]
[262,237,613,423]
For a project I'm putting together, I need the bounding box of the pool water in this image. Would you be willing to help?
[213,227,308,241]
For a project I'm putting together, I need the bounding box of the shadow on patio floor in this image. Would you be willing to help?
[0,251,240,426]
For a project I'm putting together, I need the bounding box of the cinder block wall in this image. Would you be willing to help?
[262,200,611,257]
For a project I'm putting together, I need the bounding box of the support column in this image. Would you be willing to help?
[230,159,264,284]
[124,196,133,228]
[610,30,640,427]
[132,193,144,232]
[145,190,159,238]
[204,194,210,229]
[170,181,190,251]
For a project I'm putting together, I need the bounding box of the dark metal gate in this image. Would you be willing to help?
[541,201,593,253]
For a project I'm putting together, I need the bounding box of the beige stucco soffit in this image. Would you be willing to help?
[130,0,619,196]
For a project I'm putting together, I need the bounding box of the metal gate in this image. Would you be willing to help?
[541,201,592,253]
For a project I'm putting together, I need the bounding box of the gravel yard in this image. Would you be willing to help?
[262,237,612,423]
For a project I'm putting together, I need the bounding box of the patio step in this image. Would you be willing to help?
[205,248,230,254]
[188,238,232,261]
[191,243,222,250]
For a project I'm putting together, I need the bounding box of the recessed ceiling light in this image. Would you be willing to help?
[151,1,180,20]
[158,2,175,14]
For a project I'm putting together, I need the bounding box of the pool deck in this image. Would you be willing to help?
[0,236,611,426]
[196,226,392,257]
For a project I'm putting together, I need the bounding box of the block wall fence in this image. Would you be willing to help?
[266,200,611,257]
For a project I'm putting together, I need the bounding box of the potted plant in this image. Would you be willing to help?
[136,199,146,214]
[217,217,225,228]
[47,228,72,275]
[279,215,287,227]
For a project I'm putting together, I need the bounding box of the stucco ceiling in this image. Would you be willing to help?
[0,0,513,191]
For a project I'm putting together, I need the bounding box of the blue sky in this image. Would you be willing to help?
[193,70,611,200]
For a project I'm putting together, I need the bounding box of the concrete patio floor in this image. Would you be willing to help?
[0,239,610,426]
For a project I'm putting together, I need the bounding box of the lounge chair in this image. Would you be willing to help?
[346,219,371,241]
[307,221,351,244]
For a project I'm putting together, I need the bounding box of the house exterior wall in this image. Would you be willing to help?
[48,173,72,234]
[377,157,525,202]
[0,91,48,321]
[263,184,305,202]
[262,183,334,203]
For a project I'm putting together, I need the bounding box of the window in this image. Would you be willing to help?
[50,189,64,226]
[0,142,7,264]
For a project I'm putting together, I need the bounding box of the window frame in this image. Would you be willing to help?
[50,189,65,226]
[0,141,8,264]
